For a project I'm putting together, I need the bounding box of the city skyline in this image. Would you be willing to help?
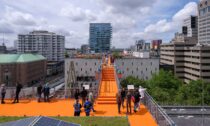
[0,0,198,48]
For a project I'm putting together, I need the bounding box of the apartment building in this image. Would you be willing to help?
[17,30,65,62]
[89,23,112,53]
[160,32,210,83]
[198,0,210,44]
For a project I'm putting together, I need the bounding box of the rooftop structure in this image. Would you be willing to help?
[0,54,46,86]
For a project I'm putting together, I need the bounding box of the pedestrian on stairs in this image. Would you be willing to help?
[121,88,126,108]
[88,91,96,112]
[116,91,122,114]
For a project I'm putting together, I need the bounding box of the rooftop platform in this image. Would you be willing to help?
[0,100,157,126]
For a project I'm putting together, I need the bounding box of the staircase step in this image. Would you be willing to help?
[97,98,116,101]
[97,101,117,104]
[98,96,116,98]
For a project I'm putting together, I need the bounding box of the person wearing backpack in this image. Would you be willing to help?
[73,99,82,116]
[84,98,92,116]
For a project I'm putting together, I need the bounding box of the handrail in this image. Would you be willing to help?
[144,91,176,126]
[113,62,121,92]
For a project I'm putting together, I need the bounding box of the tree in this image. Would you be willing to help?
[147,69,183,105]
[120,76,147,88]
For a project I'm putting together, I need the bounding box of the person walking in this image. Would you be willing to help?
[139,86,146,104]
[126,90,132,114]
[43,83,50,102]
[134,89,141,113]
[84,98,92,116]
[116,91,122,114]
[1,84,6,104]
[37,84,43,102]
[13,83,22,103]
[73,99,82,116]
[121,88,126,108]
[74,89,80,100]
[80,87,88,106]
[88,91,96,112]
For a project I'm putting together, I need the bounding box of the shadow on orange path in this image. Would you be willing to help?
[0,100,157,126]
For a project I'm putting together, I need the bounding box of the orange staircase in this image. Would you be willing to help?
[97,56,119,104]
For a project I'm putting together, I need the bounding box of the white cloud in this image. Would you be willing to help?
[60,4,97,22]
[144,2,197,34]
[4,6,36,26]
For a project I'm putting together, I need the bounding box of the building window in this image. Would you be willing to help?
[122,62,124,66]
[132,71,133,74]
[141,62,143,66]
[81,68,82,71]
[151,62,152,66]
[136,68,138,71]
[76,62,78,66]
[127,68,129,71]
[132,62,133,66]
[146,68,147,71]
[85,62,87,66]
[90,68,92,71]
[95,62,97,66]
[151,71,152,74]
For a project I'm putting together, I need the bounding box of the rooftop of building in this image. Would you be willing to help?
[0,54,46,64]
[0,100,157,126]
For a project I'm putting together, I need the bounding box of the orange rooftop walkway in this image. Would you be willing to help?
[0,56,157,126]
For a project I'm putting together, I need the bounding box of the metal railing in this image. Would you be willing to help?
[144,91,176,126]
[113,63,121,92]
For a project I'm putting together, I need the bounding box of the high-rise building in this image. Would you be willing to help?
[182,16,198,37]
[89,23,112,53]
[151,40,162,50]
[198,0,210,44]
[81,44,89,54]
[17,30,65,61]
[135,40,150,52]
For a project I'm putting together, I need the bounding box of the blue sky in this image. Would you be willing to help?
[0,0,199,48]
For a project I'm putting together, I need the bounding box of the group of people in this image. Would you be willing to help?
[0,82,51,104]
[116,86,145,114]
[1,83,22,104]
[73,87,96,116]
[37,84,50,102]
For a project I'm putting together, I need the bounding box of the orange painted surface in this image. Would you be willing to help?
[0,100,157,126]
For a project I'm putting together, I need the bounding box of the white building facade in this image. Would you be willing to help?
[18,31,65,62]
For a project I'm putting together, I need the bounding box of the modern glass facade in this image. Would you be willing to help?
[89,23,112,53]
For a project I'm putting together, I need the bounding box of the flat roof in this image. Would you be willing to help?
[0,54,46,64]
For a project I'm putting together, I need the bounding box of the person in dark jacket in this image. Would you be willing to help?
[80,87,88,106]
[116,91,122,114]
[126,90,132,114]
[84,98,92,116]
[43,83,50,102]
[73,99,82,116]
[13,83,22,103]
[121,88,126,108]
[37,84,43,102]
[74,89,80,100]
[134,89,141,113]
[1,84,6,104]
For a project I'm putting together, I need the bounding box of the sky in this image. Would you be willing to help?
[0,0,199,48]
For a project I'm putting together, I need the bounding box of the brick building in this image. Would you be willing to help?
[0,54,47,87]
